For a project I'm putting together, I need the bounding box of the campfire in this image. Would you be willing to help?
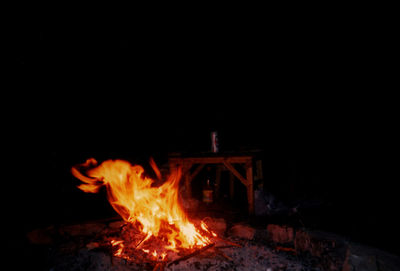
[24,156,400,270]
[71,158,235,269]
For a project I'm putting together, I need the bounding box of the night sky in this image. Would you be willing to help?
[7,17,398,255]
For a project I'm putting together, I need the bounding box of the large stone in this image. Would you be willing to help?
[266,224,294,244]
[229,224,256,240]
[294,229,313,255]
[203,217,227,236]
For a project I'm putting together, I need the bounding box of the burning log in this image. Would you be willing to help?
[134,233,150,249]
[152,261,167,271]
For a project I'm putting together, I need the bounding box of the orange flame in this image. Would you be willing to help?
[72,158,213,254]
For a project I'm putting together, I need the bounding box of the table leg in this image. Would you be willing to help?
[246,162,254,215]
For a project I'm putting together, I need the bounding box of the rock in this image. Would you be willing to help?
[294,229,311,254]
[59,223,106,237]
[266,224,294,244]
[203,217,227,236]
[86,242,100,250]
[229,224,256,240]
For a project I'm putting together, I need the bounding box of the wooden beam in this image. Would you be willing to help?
[189,163,205,180]
[222,161,248,187]
[215,165,222,199]
[169,156,252,165]
[246,161,254,215]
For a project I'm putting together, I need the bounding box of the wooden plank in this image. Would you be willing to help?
[222,161,248,187]
[189,163,205,180]
[246,161,254,215]
[225,156,252,163]
[215,165,222,199]
[170,156,252,165]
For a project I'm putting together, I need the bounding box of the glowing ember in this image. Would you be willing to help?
[72,158,216,260]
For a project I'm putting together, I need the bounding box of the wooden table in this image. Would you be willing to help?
[168,154,255,215]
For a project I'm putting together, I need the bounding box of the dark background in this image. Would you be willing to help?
[7,13,398,256]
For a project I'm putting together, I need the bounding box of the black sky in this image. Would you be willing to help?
[10,19,393,181]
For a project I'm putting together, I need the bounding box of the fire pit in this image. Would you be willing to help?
[28,218,400,271]
[65,158,309,270]
[30,217,314,271]
[70,158,221,261]
[25,158,400,271]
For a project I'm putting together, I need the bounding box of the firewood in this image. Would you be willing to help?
[215,248,233,261]
[135,233,149,249]
[152,261,166,271]
[167,243,215,267]
[215,236,242,247]
[274,246,296,254]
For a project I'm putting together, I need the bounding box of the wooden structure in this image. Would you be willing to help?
[168,154,255,214]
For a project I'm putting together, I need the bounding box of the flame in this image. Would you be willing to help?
[111,240,124,256]
[72,158,214,257]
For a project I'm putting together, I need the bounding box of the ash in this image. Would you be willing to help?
[37,219,320,271]
[51,240,318,271]
[167,239,317,271]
